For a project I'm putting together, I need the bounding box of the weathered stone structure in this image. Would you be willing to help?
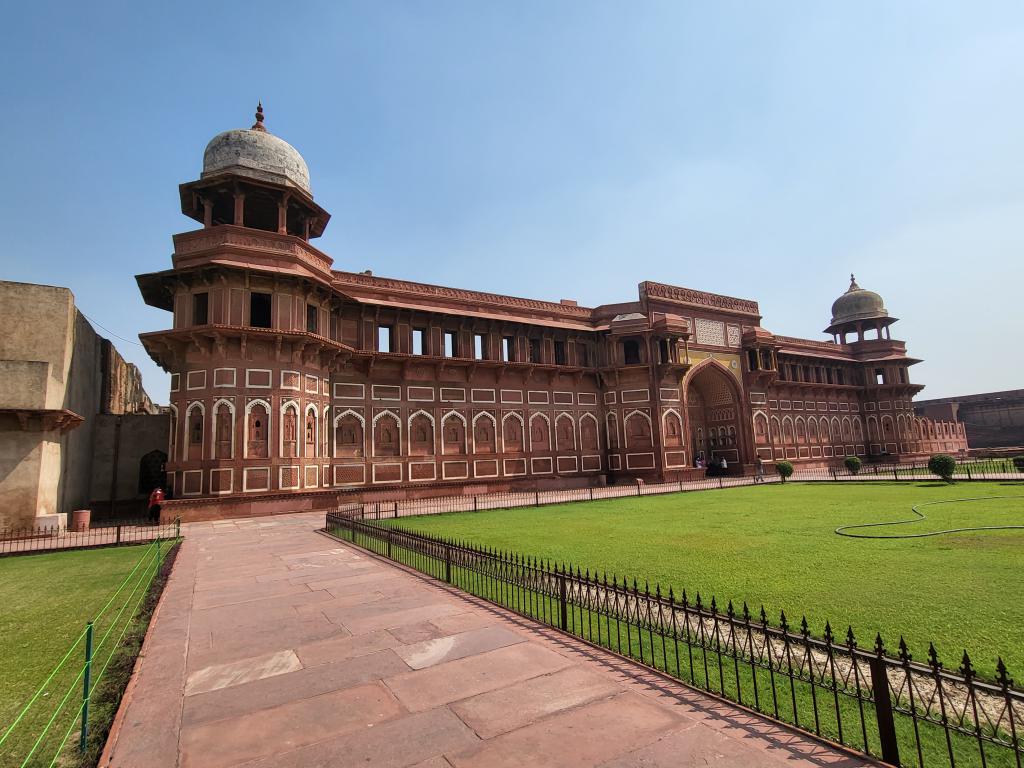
[0,281,166,529]
[915,390,1024,450]
[137,107,967,521]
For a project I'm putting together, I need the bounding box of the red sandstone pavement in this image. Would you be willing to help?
[101,512,875,768]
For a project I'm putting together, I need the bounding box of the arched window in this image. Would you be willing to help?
[374,411,400,457]
[473,413,496,454]
[795,417,806,443]
[555,414,576,452]
[663,411,682,448]
[818,418,829,444]
[782,418,794,444]
[442,412,467,455]
[305,407,318,458]
[771,417,782,446]
[409,411,435,456]
[502,413,524,452]
[580,414,599,451]
[214,400,234,459]
[246,401,269,458]
[334,411,364,458]
[529,414,550,451]
[624,411,652,449]
[282,404,299,458]
[753,413,769,445]
[187,404,205,461]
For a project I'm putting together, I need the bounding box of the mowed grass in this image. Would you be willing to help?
[387,481,1024,677]
[0,545,160,764]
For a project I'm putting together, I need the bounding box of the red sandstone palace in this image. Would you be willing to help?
[137,107,967,517]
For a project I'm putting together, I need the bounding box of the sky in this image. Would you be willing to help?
[0,1,1021,403]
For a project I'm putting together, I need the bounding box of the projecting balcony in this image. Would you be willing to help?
[170,225,335,282]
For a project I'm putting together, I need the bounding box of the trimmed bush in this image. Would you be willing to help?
[843,456,862,475]
[928,454,957,482]
[776,460,794,483]
[1013,456,1024,473]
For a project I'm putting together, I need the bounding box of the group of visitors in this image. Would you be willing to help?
[696,452,730,477]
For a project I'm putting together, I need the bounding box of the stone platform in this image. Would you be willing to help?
[100,511,873,768]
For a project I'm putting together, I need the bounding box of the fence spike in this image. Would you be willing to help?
[823,621,834,644]
[874,633,886,656]
[760,605,768,625]
[668,586,675,603]
[996,657,1013,688]
[710,595,718,612]
[959,650,975,679]
[846,625,856,648]
[927,642,941,670]
[779,610,789,632]
[742,602,751,621]
[800,616,809,637]
[695,592,703,610]
[726,599,734,617]
[897,636,911,663]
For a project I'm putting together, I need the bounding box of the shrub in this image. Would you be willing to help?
[843,456,862,475]
[776,460,794,483]
[928,454,957,482]
[1013,456,1024,473]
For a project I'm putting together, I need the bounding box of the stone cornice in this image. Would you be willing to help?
[642,281,760,317]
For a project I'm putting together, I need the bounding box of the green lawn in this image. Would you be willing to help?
[386,481,1024,678]
[0,543,169,766]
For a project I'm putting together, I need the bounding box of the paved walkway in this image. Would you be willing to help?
[101,512,873,768]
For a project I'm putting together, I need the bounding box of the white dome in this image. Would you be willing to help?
[201,105,311,194]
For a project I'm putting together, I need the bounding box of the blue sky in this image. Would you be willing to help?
[1,1,1021,402]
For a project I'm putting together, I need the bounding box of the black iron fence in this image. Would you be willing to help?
[325,512,1023,768]
[351,461,1023,522]
[0,518,181,556]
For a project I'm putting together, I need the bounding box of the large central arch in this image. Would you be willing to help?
[682,359,745,467]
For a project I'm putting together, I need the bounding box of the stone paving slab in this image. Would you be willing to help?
[101,510,876,768]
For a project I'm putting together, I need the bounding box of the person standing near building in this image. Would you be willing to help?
[148,486,165,524]
[755,456,765,483]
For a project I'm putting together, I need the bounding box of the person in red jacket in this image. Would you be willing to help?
[148,487,165,524]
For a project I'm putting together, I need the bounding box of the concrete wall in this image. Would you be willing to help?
[0,280,162,528]
[90,413,170,518]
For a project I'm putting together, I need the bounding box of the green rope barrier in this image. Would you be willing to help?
[835,495,1024,539]
[0,627,88,748]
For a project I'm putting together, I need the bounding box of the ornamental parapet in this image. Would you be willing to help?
[172,226,334,281]
[642,281,760,317]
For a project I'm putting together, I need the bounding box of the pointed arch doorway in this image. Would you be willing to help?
[684,360,744,468]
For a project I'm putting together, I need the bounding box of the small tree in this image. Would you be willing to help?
[776,460,794,483]
[843,456,862,475]
[928,454,957,482]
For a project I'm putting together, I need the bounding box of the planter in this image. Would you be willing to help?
[71,509,91,532]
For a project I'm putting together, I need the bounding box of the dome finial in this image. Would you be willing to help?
[252,101,267,132]
[848,273,859,292]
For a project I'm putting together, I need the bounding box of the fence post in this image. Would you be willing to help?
[589,487,594,501]
[535,491,540,507]
[386,529,392,560]
[558,567,568,631]
[869,647,901,766]
[718,477,723,489]
[893,466,898,481]
[966,463,972,481]
[474,495,478,512]
[444,543,452,583]
[116,524,122,545]
[175,517,181,538]
[79,621,94,752]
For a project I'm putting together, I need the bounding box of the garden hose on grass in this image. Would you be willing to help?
[835,495,1024,539]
